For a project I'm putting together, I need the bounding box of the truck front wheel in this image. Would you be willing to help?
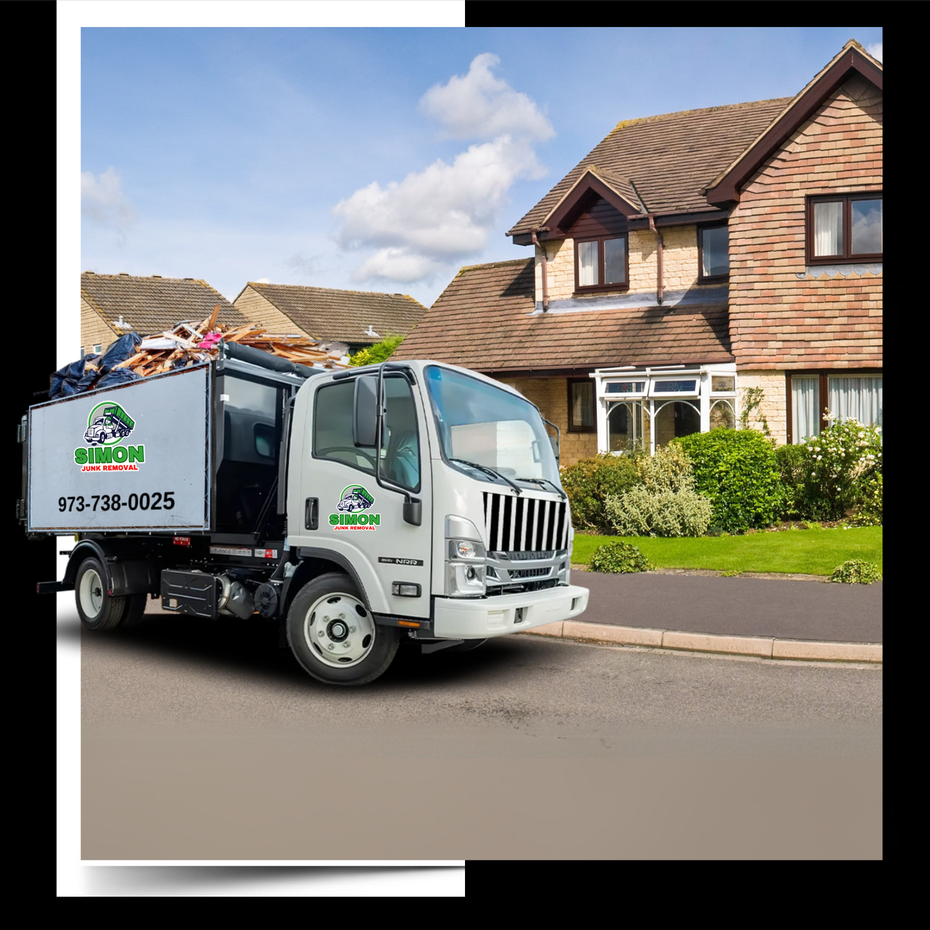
[75,557,126,631]
[286,572,399,686]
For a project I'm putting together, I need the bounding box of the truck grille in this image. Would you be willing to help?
[482,492,569,554]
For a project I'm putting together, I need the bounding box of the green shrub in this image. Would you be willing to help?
[774,442,809,520]
[589,541,653,574]
[674,429,783,533]
[348,334,405,368]
[801,417,882,521]
[828,559,882,584]
[561,452,643,530]
[604,486,713,537]
[852,472,883,526]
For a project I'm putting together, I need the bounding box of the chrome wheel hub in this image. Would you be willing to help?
[303,593,375,668]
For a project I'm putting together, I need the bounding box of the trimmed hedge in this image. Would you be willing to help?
[673,429,783,533]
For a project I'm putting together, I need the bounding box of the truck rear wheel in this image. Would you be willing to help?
[286,572,399,686]
[75,557,126,631]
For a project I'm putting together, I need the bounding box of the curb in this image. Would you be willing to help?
[520,620,882,664]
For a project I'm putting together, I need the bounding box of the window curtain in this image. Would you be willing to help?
[791,376,820,441]
[578,241,598,286]
[828,376,883,428]
[813,201,843,257]
[572,381,594,428]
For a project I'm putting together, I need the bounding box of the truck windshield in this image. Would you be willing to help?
[425,365,561,489]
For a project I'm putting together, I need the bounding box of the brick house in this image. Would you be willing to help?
[233,282,427,357]
[395,40,881,466]
[81,272,248,356]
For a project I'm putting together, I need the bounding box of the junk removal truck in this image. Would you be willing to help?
[21,346,588,685]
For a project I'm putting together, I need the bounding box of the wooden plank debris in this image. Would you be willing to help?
[109,310,351,378]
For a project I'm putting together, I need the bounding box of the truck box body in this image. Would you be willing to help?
[27,363,214,533]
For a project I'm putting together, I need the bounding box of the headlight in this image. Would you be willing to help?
[445,515,487,596]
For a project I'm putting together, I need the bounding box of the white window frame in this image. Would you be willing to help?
[591,364,738,455]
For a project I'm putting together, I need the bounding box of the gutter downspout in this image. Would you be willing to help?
[629,181,664,306]
[531,227,550,312]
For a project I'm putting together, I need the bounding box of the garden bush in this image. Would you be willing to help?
[589,541,653,574]
[828,559,882,584]
[800,416,882,522]
[674,429,783,533]
[852,472,883,526]
[602,444,712,537]
[561,452,643,530]
[604,486,713,537]
[774,442,809,520]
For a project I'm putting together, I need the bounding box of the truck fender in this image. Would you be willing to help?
[64,540,158,597]
[284,549,386,618]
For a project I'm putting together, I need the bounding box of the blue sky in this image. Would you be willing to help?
[74,12,882,322]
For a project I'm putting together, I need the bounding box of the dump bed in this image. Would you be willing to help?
[26,363,214,533]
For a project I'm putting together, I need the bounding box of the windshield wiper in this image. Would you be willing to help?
[517,477,566,500]
[449,459,522,495]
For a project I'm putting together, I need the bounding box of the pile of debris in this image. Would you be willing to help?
[51,306,351,399]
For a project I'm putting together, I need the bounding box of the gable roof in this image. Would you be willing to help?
[81,272,248,336]
[392,258,732,373]
[705,39,883,204]
[237,282,427,345]
[508,96,791,240]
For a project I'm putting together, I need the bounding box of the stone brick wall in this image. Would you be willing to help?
[728,75,882,370]
[738,370,788,444]
[80,298,118,355]
[233,287,315,339]
[495,376,598,467]
[536,224,718,302]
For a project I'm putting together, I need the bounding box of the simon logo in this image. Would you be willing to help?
[74,402,145,471]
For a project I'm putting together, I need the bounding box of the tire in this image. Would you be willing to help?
[75,557,126,631]
[286,572,399,686]
[121,593,148,627]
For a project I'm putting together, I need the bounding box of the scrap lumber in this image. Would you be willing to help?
[107,310,350,381]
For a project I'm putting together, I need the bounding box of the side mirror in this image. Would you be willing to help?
[549,435,559,463]
[353,375,378,447]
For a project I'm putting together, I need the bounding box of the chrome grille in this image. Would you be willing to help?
[482,492,569,554]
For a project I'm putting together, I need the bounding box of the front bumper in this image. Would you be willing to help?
[432,583,589,639]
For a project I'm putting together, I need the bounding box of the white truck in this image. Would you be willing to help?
[21,345,589,685]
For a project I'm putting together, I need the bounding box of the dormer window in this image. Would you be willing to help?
[698,224,729,282]
[575,235,628,292]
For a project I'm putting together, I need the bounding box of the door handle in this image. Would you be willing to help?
[305,497,319,530]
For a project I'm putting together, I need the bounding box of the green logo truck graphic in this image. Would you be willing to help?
[330,485,380,529]
[84,403,135,445]
[74,403,145,471]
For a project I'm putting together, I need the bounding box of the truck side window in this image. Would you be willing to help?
[313,381,376,475]
[313,376,420,491]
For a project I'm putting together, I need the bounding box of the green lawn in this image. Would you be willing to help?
[571,526,882,577]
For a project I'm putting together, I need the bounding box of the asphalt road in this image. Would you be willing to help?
[76,608,882,860]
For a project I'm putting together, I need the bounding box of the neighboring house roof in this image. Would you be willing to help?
[393,259,732,373]
[508,97,792,240]
[235,282,427,345]
[81,272,248,336]
[706,39,882,204]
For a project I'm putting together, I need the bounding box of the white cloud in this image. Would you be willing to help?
[418,52,554,143]
[866,42,882,62]
[81,167,138,234]
[333,54,553,286]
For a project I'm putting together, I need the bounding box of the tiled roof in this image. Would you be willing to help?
[240,282,427,345]
[393,259,732,372]
[81,273,248,335]
[508,97,792,236]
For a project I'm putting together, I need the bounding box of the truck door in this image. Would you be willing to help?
[293,371,431,620]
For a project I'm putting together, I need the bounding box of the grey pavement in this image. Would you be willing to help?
[523,568,883,663]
